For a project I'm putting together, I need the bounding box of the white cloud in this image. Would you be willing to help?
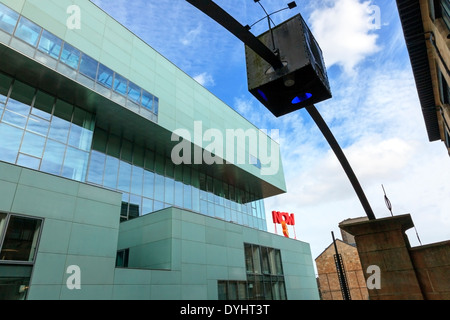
[193,72,215,87]
[309,0,381,73]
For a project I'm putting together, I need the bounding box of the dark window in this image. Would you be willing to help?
[116,248,129,267]
[0,214,43,262]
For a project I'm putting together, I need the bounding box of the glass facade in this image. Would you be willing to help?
[0,3,159,121]
[0,70,267,230]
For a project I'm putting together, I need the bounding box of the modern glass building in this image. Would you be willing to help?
[0,0,319,300]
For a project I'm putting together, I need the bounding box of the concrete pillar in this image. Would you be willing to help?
[339,214,424,300]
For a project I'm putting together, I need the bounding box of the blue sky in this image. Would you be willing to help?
[91,0,450,266]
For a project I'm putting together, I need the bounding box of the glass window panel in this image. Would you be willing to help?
[228,282,238,300]
[53,99,73,122]
[127,81,141,104]
[0,72,12,104]
[0,3,19,34]
[0,122,23,163]
[62,147,89,181]
[113,73,127,96]
[141,90,153,111]
[60,42,80,70]
[40,139,65,175]
[20,131,45,158]
[121,139,133,162]
[128,194,141,219]
[154,173,165,202]
[14,16,41,47]
[218,281,227,300]
[192,187,200,212]
[261,247,270,274]
[79,53,98,80]
[183,184,192,210]
[174,181,183,207]
[10,80,34,106]
[200,200,208,215]
[245,244,253,273]
[164,177,174,205]
[131,165,144,195]
[48,117,70,143]
[207,202,215,217]
[106,134,120,158]
[32,90,54,120]
[69,108,94,151]
[154,153,164,175]
[117,160,131,192]
[215,205,224,219]
[154,97,159,115]
[133,145,145,168]
[153,201,164,211]
[143,170,154,199]
[0,215,42,262]
[274,250,283,275]
[86,150,105,185]
[38,30,62,59]
[3,99,30,128]
[252,246,262,274]
[103,155,119,189]
[16,153,40,170]
[144,149,155,171]
[97,64,113,89]
[237,282,247,300]
[142,197,153,215]
[91,128,108,153]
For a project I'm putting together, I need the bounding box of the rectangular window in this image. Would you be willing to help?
[0,3,19,34]
[141,90,154,111]
[113,73,128,96]
[97,64,114,89]
[60,42,81,70]
[79,53,98,80]
[0,214,43,263]
[0,123,23,163]
[14,16,41,47]
[38,30,62,59]
[127,81,141,104]
[115,248,129,268]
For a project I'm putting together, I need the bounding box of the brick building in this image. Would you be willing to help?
[315,223,369,300]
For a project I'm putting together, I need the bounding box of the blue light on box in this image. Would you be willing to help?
[292,93,312,104]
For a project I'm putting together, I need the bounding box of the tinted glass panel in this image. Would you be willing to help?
[113,73,127,96]
[38,30,62,59]
[79,54,98,80]
[40,139,65,175]
[3,99,30,128]
[14,16,41,47]
[0,215,42,262]
[0,3,19,34]
[127,82,141,104]
[32,90,54,120]
[141,90,153,111]
[86,150,105,185]
[60,42,81,69]
[97,64,113,89]
[61,146,89,181]
[17,153,40,170]
[20,131,45,158]
[0,123,22,163]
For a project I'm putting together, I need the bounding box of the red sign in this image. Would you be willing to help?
[272,211,295,238]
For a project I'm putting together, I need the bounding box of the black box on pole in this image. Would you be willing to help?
[245,14,332,117]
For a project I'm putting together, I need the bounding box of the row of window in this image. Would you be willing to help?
[219,243,287,300]
[429,0,450,30]
[0,3,159,116]
[0,76,94,181]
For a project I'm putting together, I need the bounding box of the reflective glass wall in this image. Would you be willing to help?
[0,71,267,231]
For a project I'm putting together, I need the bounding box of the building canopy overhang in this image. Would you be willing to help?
[0,43,285,202]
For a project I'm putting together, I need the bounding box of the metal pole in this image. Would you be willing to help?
[306,105,376,221]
